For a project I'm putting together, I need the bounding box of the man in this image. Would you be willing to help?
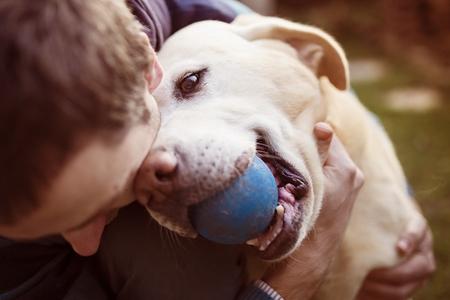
[0,0,434,299]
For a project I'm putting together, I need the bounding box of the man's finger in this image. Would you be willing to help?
[366,249,435,284]
[323,131,364,191]
[357,279,425,300]
[397,216,427,256]
[314,122,333,165]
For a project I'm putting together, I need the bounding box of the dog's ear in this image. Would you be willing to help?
[232,14,349,90]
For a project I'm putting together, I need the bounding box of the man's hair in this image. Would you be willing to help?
[0,0,152,224]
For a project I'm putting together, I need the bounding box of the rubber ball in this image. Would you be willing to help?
[190,156,278,244]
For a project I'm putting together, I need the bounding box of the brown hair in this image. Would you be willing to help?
[0,0,152,224]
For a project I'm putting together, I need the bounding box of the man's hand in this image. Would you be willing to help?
[357,217,436,300]
[262,122,364,299]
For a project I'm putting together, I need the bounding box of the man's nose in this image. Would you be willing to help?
[135,149,178,205]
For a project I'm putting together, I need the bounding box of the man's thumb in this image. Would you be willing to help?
[314,122,334,165]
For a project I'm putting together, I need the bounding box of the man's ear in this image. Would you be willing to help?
[232,14,349,91]
[139,32,163,92]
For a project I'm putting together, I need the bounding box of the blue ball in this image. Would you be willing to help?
[191,156,278,244]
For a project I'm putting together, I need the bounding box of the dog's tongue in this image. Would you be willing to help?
[62,215,107,256]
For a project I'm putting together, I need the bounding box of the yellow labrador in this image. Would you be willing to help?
[136,14,425,299]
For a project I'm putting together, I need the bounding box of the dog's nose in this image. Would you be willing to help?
[135,149,178,205]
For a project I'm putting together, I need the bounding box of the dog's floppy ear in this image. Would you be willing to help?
[232,14,349,90]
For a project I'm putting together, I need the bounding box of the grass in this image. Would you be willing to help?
[277,3,450,299]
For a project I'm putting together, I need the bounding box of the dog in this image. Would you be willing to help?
[135,14,425,299]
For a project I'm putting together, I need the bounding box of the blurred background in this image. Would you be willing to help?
[242,0,450,299]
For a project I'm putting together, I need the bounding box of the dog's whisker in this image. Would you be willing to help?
[162,227,172,246]
[232,165,244,178]
[169,229,183,249]
[163,227,179,252]
[160,227,172,250]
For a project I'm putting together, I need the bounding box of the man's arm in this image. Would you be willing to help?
[127,0,172,51]
[127,0,241,51]
[165,0,238,33]
[357,217,435,300]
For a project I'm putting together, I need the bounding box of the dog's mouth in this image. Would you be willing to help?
[247,137,309,260]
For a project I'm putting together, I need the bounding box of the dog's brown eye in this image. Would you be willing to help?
[176,69,207,99]
[180,73,200,93]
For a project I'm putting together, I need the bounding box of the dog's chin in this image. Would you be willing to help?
[146,206,198,238]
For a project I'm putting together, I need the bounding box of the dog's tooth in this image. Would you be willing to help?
[257,234,273,251]
[276,205,285,216]
[246,238,260,247]
[259,241,270,251]
[271,233,278,241]
[272,206,284,235]
[275,226,282,235]
[250,206,285,251]
[266,233,274,245]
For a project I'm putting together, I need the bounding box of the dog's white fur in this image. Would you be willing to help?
[149,14,424,299]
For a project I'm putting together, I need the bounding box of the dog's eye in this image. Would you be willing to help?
[181,74,199,92]
[176,69,206,99]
